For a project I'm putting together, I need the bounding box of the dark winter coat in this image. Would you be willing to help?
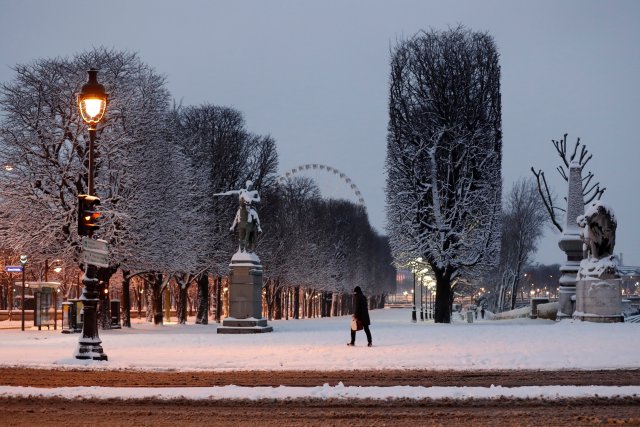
[353,290,371,326]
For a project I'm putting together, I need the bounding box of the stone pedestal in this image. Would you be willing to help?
[574,279,623,323]
[217,251,272,334]
[557,233,582,320]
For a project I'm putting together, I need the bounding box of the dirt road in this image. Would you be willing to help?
[2,367,640,387]
[1,368,639,426]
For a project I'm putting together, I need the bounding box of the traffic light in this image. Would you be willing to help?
[99,280,109,296]
[78,194,101,236]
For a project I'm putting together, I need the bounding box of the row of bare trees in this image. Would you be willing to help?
[0,48,395,326]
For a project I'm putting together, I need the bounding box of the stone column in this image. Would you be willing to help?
[556,161,584,320]
[217,251,272,334]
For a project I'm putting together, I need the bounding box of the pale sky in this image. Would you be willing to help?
[1,0,639,266]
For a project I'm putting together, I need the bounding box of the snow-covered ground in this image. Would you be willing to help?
[1,308,639,401]
[3,384,639,401]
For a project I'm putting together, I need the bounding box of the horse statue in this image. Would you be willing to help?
[215,180,263,253]
[230,199,262,253]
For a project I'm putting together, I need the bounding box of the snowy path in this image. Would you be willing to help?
[1,308,639,372]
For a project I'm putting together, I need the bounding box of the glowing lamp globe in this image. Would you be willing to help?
[77,69,107,129]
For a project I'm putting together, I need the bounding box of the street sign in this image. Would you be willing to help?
[5,266,23,273]
[82,250,109,268]
[81,237,109,253]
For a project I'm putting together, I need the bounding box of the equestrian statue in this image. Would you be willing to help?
[214,180,262,253]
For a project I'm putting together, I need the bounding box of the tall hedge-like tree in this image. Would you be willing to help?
[386,27,502,323]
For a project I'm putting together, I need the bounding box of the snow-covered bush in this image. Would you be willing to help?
[536,302,558,320]
[491,305,530,320]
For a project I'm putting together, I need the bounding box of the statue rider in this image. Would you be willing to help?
[214,180,262,252]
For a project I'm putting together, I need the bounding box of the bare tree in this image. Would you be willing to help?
[0,48,171,279]
[491,178,548,312]
[386,27,502,323]
[531,133,605,232]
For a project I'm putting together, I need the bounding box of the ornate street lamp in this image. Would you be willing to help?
[77,69,107,195]
[75,68,108,361]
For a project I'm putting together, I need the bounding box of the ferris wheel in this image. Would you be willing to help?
[277,164,366,207]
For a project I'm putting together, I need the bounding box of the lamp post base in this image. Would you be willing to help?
[75,303,108,360]
[75,343,108,361]
[74,276,108,361]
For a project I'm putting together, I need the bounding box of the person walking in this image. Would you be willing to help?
[348,286,372,347]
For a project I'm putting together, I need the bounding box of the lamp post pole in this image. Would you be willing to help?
[8,273,12,322]
[21,267,25,331]
[411,271,417,323]
[419,275,424,321]
[88,127,96,196]
[75,68,107,361]
[19,255,27,331]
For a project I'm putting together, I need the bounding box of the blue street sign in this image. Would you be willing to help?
[5,266,23,273]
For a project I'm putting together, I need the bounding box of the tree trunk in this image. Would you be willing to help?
[293,286,300,319]
[509,265,524,310]
[274,281,283,320]
[284,287,289,320]
[265,282,273,320]
[98,288,111,329]
[306,290,313,318]
[330,292,338,317]
[152,273,164,325]
[433,268,452,323]
[195,273,208,325]
[215,276,222,323]
[510,278,518,310]
[97,268,114,330]
[122,271,131,328]
[177,283,189,324]
[341,293,349,316]
[137,283,143,319]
